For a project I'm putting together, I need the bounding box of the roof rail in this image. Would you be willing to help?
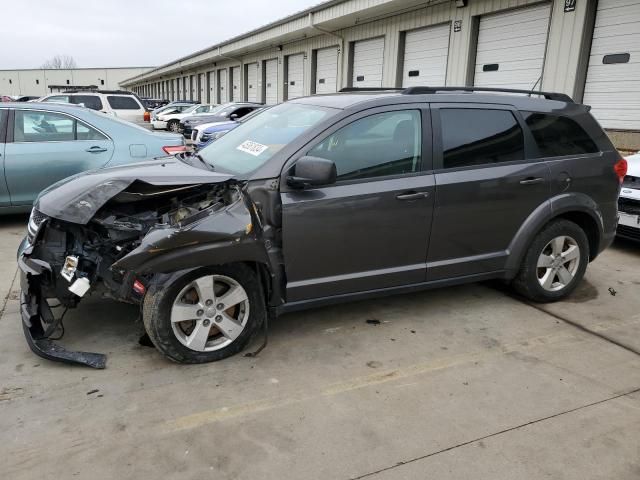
[401,86,574,103]
[339,87,405,93]
[62,89,134,94]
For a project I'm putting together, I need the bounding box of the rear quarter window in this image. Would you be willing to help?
[107,96,142,110]
[521,112,599,157]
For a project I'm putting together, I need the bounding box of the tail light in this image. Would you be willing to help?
[162,145,187,155]
[143,111,151,122]
[614,158,628,184]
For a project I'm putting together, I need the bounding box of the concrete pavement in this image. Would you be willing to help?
[0,216,639,479]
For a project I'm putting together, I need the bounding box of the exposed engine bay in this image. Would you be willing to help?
[28,181,239,308]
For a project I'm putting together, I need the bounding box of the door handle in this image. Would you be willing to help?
[519,177,544,185]
[396,191,430,201]
[85,146,108,153]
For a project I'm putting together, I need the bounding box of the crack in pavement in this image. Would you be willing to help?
[0,268,19,322]
[350,386,640,479]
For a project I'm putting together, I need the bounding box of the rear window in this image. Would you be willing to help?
[440,109,525,169]
[107,96,141,110]
[70,95,103,111]
[522,112,599,157]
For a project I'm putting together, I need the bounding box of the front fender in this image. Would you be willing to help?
[504,192,605,277]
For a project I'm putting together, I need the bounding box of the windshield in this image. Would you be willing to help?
[198,102,336,175]
[182,104,200,114]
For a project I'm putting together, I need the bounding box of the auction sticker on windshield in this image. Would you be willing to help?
[237,140,268,157]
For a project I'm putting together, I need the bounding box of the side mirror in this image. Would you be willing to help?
[229,113,238,120]
[287,156,337,189]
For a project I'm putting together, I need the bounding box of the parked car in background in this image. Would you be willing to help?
[14,96,40,102]
[152,99,198,114]
[1,96,13,102]
[0,102,185,212]
[142,98,169,110]
[153,104,218,132]
[151,102,195,119]
[181,102,263,139]
[38,90,150,126]
[17,87,624,367]
[618,152,640,241]
[195,107,267,149]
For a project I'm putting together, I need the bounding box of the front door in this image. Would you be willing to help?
[5,109,113,206]
[427,104,550,279]
[281,105,434,302]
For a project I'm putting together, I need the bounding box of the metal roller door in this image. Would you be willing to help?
[583,0,640,130]
[264,59,278,105]
[402,24,451,87]
[207,71,215,103]
[402,24,450,87]
[246,63,258,102]
[315,46,338,94]
[231,66,241,101]
[218,69,228,103]
[286,53,304,99]
[198,73,205,102]
[474,3,551,89]
[352,37,384,88]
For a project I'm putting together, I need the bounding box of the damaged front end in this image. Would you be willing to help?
[18,159,267,368]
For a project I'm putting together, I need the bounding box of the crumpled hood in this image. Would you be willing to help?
[35,158,234,224]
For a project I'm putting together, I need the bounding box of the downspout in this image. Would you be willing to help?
[218,46,244,101]
[308,12,345,90]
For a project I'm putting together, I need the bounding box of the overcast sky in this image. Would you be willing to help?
[1,0,322,69]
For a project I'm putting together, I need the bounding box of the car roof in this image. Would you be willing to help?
[0,101,89,113]
[290,87,577,111]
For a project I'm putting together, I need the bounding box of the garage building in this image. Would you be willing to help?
[122,0,640,150]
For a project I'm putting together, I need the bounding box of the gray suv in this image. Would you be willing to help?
[18,86,626,368]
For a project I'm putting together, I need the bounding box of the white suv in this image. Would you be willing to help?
[39,90,149,126]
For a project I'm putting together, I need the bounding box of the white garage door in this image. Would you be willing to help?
[246,63,258,102]
[583,0,640,130]
[218,69,228,103]
[287,54,304,99]
[198,73,205,102]
[352,37,384,88]
[474,3,551,89]
[264,59,278,105]
[207,71,216,103]
[402,24,450,87]
[315,46,338,94]
[231,66,241,101]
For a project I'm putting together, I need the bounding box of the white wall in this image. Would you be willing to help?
[0,67,153,97]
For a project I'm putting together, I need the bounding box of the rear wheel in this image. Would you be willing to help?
[167,119,180,132]
[143,264,264,363]
[512,219,589,303]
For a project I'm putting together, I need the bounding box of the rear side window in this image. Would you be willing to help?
[70,95,103,111]
[14,110,75,142]
[440,109,524,169]
[522,112,599,157]
[107,96,141,110]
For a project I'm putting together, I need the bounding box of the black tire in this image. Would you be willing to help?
[512,219,589,303]
[142,264,265,364]
[167,119,179,132]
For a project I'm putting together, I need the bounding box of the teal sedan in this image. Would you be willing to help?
[0,102,186,213]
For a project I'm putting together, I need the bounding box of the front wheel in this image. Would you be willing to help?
[512,219,589,303]
[142,264,264,363]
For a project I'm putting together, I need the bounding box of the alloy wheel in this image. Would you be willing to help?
[170,274,250,352]
[536,235,581,292]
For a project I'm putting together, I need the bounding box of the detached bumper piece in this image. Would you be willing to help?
[19,255,107,369]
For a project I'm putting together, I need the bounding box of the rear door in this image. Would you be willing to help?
[427,104,550,280]
[281,104,434,301]
[5,109,113,206]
